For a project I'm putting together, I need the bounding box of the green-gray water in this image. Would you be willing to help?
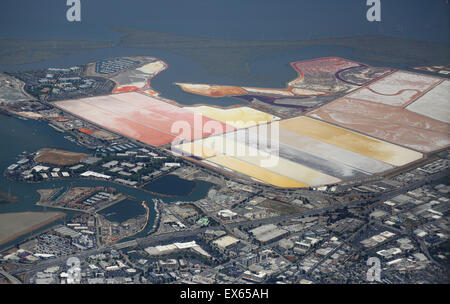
[0,114,213,250]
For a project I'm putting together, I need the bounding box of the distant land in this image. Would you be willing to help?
[1,28,449,79]
[0,39,113,66]
[113,27,450,65]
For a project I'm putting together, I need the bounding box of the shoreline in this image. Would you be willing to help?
[6,171,204,200]
[136,201,150,234]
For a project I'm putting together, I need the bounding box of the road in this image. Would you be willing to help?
[10,226,217,278]
[7,168,448,282]
[0,267,22,284]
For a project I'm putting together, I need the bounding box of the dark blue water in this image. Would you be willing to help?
[99,199,145,223]
[0,1,447,107]
[144,174,198,196]
[0,44,412,108]
[0,0,448,43]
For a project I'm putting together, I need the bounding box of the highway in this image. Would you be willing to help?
[0,267,21,284]
[10,226,216,278]
[6,168,448,282]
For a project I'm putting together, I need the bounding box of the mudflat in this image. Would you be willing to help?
[0,211,65,246]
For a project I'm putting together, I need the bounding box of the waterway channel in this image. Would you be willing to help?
[0,114,213,250]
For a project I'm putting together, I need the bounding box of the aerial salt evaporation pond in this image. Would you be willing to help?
[1,30,440,248]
